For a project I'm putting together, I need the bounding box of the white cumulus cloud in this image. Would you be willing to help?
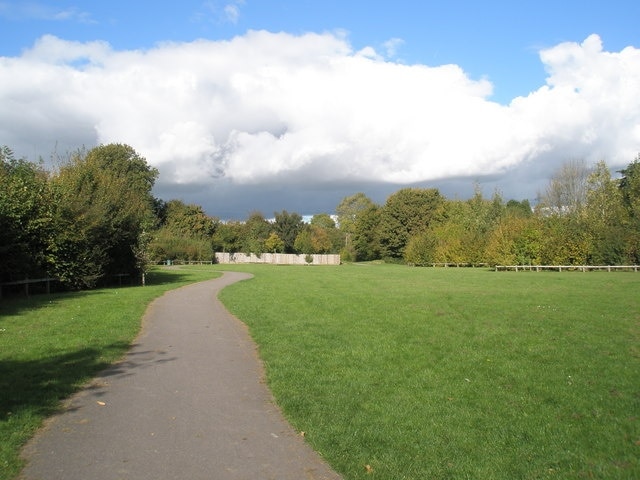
[1,31,639,216]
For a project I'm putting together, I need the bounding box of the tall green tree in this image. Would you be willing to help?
[336,193,376,261]
[148,199,218,263]
[212,221,244,253]
[310,213,343,253]
[584,160,626,264]
[335,192,374,236]
[618,155,640,262]
[241,211,272,255]
[485,215,543,266]
[163,200,217,237]
[273,210,303,253]
[378,188,444,259]
[458,188,505,263]
[264,232,285,253]
[293,227,313,254]
[0,147,55,281]
[50,144,158,287]
[352,203,381,261]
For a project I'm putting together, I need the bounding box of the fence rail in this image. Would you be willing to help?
[495,265,640,272]
[427,262,489,268]
[0,277,56,298]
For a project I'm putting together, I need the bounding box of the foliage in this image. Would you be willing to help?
[212,221,244,253]
[241,211,271,255]
[0,147,55,282]
[584,161,627,264]
[539,158,590,215]
[264,232,285,253]
[618,155,640,262]
[49,144,158,287]
[403,231,437,265]
[539,215,590,265]
[310,212,336,229]
[335,192,374,236]
[378,188,444,259]
[351,203,381,261]
[148,199,218,263]
[427,220,468,263]
[4,139,640,285]
[149,228,213,262]
[485,215,543,265]
[161,200,217,237]
[273,210,304,253]
[293,227,313,254]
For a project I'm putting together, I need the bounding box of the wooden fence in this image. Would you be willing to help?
[0,277,58,298]
[495,265,639,272]
[426,262,489,268]
[214,252,341,265]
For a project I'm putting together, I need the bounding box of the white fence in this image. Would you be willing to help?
[215,252,341,265]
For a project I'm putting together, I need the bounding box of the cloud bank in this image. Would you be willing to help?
[1,31,639,216]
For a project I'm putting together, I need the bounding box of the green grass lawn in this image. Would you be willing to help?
[0,266,221,480]
[217,264,640,480]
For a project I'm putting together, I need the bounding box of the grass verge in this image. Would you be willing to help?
[218,264,640,480]
[0,266,221,480]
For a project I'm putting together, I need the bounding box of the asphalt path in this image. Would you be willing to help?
[20,272,342,480]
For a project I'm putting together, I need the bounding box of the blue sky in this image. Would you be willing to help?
[2,0,637,103]
[1,1,640,218]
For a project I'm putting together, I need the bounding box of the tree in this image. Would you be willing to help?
[584,160,626,264]
[505,199,533,218]
[539,159,590,215]
[428,220,467,264]
[273,210,303,253]
[352,203,381,261]
[485,215,542,266]
[458,188,505,263]
[378,188,444,259]
[538,215,590,265]
[50,144,158,287]
[163,200,217,238]
[310,213,336,229]
[212,221,244,253]
[404,232,437,266]
[293,227,313,254]
[0,147,55,281]
[618,155,640,218]
[241,211,272,255]
[310,213,343,253]
[335,193,374,235]
[311,225,332,253]
[618,155,640,262]
[148,199,218,263]
[335,193,375,260]
[264,232,285,253]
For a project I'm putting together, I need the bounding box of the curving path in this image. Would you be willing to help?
[20,272,342,480]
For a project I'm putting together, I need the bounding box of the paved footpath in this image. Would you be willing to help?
[20,272,342,480]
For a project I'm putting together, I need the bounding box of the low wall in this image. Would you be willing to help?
[215,252,340,265]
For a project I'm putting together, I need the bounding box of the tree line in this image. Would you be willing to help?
[340,157,640,266]
[2,143,639,291]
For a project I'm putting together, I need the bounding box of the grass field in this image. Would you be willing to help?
[0,267,221,480]
[2,264,638,480]
[217,264,640,480]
